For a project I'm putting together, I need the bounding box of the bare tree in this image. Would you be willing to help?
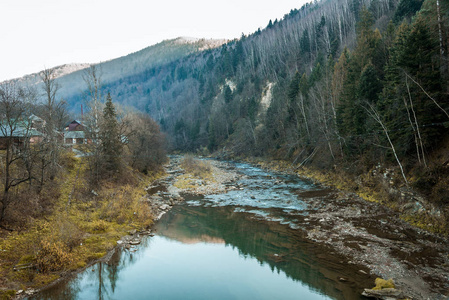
[404,76,427,167]
[82,65,104,183]
[0,82,35,224]
[124,112,166,174]
[83,65,103,131]
[404,71,449,119]
[363,102,408,185]
[39,68,62,183]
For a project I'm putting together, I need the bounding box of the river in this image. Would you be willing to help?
[29,161,375,300]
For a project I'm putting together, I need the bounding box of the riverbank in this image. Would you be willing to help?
[237,157,449,299]
[0,154,242,300]
[0,153,164,299]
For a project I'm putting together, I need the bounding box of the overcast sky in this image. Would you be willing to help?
[0,0,307,82]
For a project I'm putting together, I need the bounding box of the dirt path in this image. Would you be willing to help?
[147,155,449,299]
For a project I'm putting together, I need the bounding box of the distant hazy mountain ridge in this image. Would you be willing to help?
[4,37,226,105]
[3,63,90,87]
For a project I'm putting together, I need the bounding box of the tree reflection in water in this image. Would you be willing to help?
[29,202,371,300]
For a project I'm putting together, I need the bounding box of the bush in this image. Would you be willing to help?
[100,184,152,227]
[54,217,84,250]
[372,278,395,290]
[36,239,73,273]
[83,219,110,233]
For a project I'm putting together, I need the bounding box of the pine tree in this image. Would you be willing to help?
[223,85,233,103]
[380,13,445,161]
[100,93,122,176]
[358,63,381,103]
[337,8,382,136]
[287,72,301,102]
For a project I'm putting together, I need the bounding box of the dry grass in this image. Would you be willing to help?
[180,154,212,179]
[0,151,164,297]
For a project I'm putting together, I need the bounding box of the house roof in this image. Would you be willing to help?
[65,120,83,127]
[29,114,44,123]
[0,126,43,138]
[0,115,46,138]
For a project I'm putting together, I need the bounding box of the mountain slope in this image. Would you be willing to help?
[4,37,226,110]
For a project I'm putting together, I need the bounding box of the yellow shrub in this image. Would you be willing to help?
[133,201,154,228]
[36,239,73,273]
[372,278,395,290]
[0,290,16,300]
[87,220,110,233]
[59,150,79,170]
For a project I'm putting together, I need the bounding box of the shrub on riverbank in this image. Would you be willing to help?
[372,278,395,290]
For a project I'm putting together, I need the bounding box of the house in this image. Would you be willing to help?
[64,130,86,145]
[29,114,46,132]
[0,121,44,150]
[64,120,90,145]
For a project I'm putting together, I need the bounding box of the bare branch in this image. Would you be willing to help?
[363,102,409,185]
[404,71,449,119]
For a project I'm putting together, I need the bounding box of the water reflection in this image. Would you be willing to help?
[155,205,368,300]
[30,161,370,300]
[29,240,151,300]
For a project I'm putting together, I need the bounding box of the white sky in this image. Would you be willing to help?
[0,0,307,82]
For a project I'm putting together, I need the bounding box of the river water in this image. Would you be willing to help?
[30,161,369,300]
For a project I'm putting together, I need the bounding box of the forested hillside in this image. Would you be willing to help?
[65,0,445,160]
[24,0,449,222]
[64,0,449,220]
[1,0,448,296]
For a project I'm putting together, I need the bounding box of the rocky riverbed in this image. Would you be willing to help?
[141,156,242,221]
[145,155,449,300]
[297,189,449,299]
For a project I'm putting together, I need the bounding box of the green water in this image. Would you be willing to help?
[30,162,369,300]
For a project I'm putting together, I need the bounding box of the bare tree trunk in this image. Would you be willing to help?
[40,68,61,183]
[0,82,34,223]
[364,102,408,185]
[405,76,427,167]
[1,140,11,223]
[83,65,104,184]
[404,72,449,118]
[436,0,446,74]
[403,96,422,164]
